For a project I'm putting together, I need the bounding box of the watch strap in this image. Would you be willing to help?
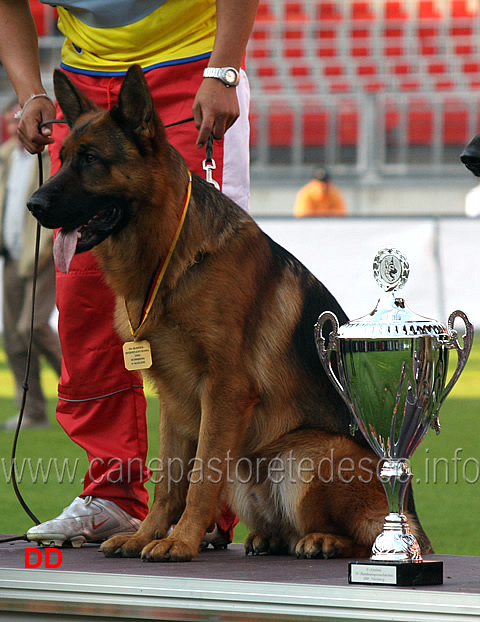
[203,66,239,87]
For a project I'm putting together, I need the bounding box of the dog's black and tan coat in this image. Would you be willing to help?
[28,65,431,562]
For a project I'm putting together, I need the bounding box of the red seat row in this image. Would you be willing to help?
[256,1,477,24]
[249,99,474,149]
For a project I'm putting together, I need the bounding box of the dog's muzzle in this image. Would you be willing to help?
[27,194,50,225]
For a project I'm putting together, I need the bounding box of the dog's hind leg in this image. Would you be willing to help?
[239,430,390,559]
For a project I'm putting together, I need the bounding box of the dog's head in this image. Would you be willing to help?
[461,133,480,177]
[28,65,169,272]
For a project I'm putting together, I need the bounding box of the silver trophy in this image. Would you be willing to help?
[315,248,473,586]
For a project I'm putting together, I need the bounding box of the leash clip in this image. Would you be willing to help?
[202,158,220,190]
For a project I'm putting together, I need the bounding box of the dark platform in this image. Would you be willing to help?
[1,537,480,620]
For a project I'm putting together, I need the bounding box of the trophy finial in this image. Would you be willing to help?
[373,248,409,292]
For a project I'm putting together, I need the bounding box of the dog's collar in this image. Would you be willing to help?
[125,171,192,338]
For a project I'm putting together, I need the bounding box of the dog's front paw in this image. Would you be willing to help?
[295,533,356,559]
[244,531,288,556]
[100,533,152,558]
[140,536,198,562]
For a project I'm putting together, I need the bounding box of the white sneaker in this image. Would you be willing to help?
[26,496,141,548]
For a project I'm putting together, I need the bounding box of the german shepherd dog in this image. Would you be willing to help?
[28,65,431,562]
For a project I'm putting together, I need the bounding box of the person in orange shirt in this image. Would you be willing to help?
[293,167,347,217]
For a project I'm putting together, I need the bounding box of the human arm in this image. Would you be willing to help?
[192,0,259,148]
[0,0,56,153]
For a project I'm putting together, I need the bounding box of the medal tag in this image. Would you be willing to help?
[123,340,152,370]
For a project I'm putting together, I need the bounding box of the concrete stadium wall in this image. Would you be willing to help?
[1,216,479,339]
[250,178,477,218]
[257,216,480,330]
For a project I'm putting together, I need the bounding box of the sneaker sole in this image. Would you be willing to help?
[28,529,138,548]
[27,534,87,548]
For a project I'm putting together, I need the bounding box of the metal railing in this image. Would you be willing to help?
[249,90,479,180]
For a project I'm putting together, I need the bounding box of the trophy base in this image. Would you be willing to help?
[348,560,443,586]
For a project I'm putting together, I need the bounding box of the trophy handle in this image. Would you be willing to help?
[314,311,346,398]
[437,310,474,412]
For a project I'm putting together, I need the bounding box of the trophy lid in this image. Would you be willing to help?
[337,248,448,339]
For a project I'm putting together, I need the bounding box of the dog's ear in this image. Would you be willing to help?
[53,69,99,127]
[114,64,160,141]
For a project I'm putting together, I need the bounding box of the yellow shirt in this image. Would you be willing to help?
[293,179,347,217]
[47,1,216,75]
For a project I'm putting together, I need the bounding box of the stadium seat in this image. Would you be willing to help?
[433,79,456,91]
[281,21,308,59]
[351,2,376,20]
[417,0,443,43]
[328,79,356,93]
[450,0,471,16]
[383,0,409,38]
[449,0,476,39]
[284,2,309,22]
[462,60,480,75]
[426,60,448,76]
[382,1,410,58]
[322,61,345,78]
[390,61,414,76]
[453,42,475,56]
[315,31,340,59]
[383,43,407,57]
[418,0,443,19]
[255,2,276,23]
[385,1,409,20]
[443,98,469,144]
[337,101,359,145]
[255,61,278,78]
[287,62,318,92]
[316,1,343,21]
[383,100,402,138]
[355,62,379,77]
[268,106,296,147]
[302,108,330,146]
[407,98,434,145]
[322,59,354,93]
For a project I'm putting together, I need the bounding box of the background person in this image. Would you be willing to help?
[293,167,347,218]
[0,98,61,430]
[0,0,258,548]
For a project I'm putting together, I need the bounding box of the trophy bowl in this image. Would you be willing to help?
[315,248,473,586]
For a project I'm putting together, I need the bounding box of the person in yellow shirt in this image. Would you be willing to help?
[293,167,347,217]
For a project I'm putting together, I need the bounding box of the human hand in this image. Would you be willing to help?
[192,78,240,148]
[17,96,56,154]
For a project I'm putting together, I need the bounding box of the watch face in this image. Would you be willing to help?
[224,69,237,85]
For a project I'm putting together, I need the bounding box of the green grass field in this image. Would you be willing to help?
[0,337,479,555]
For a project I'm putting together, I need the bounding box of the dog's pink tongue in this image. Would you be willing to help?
[54,229,79,274]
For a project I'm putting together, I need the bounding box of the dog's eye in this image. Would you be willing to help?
[85,153,98,164]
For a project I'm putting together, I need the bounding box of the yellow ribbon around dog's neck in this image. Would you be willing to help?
[126,171,192,338]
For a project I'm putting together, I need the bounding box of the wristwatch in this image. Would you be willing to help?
[203,66,240,87]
